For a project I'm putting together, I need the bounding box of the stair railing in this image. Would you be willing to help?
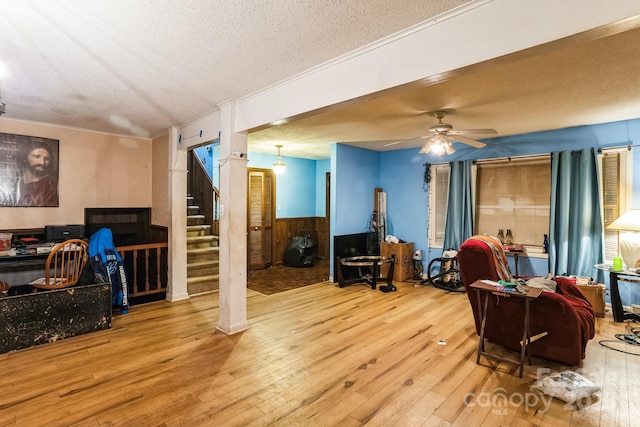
[116,242,168,298]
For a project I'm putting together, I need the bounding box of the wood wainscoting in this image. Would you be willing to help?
[274,217,328,264]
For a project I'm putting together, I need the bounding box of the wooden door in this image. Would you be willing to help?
[247,169,274,270]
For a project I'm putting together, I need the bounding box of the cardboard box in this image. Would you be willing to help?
[380,241,414,282]
[577,283,606,317]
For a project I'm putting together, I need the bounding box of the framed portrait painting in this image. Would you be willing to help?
[0,132,60,207]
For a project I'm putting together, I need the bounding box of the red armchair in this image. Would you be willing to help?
[457,236,595,366]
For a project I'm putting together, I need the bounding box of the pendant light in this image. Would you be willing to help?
[273,144,286,175]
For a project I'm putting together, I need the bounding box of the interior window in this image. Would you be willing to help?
[475,156,551,247]
[428,164,450,248]
[601,147,631,262]
[428,149,631,255]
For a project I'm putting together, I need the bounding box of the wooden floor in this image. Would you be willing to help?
[0,281,638,426]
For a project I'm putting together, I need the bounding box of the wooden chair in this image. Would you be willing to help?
[31,239,89,291]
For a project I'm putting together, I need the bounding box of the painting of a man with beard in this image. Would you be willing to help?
[15,139,59,207]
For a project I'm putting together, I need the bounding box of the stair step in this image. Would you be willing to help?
[187,247,219,262]
[187,214,205,226]
[188,235,217,243]
[187,274,219,284]
[187,274,219,295]
[185,197,217,295]
[187,246,219,254]
[187,260,219,277]
[188,259,219,268]
[187,225,211,231]
[187,237,219,250]
[188,265,219,278]
[187,225,213,237]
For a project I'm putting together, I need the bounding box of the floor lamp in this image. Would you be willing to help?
[607,209,640,270]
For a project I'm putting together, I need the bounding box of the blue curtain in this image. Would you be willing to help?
[549,148,604,280]
[443,160,474,251]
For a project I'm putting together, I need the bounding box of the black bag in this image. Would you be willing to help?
[283,235,315,267]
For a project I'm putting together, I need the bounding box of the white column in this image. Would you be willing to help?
[217,101,249,334]
[166,126,189,301]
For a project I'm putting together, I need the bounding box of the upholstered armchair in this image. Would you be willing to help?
[457,235,595,366]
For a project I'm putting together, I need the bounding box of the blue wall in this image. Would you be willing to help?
[193,144,220,189]
[329,143,381,278]
[332,144,381,235]
[246,151,329,219]
[195,118,640,305]
[373,118,640,304]
[194,145,330,219]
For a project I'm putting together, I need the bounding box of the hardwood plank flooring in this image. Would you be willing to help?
[0,281,637,426]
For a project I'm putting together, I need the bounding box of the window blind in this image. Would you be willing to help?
[475,156,550,246]
[602,151,620,261]
[429,164,449,247]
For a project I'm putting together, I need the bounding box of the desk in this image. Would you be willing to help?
[0,253,49,288]
[0,252,48,268]
[609,269,640,322]
[336,256,394,289]
[470,280,543,378]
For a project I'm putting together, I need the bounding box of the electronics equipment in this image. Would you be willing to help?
[333,232,378,280]
[45,224,85,242]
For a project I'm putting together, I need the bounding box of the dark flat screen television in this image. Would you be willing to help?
[333,232,379,280]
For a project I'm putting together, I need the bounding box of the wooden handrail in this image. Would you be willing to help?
[116,242,168,299]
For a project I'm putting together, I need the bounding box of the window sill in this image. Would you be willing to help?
[505,251,548,259]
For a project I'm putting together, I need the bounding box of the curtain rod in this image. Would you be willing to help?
[474,153,549,164]
[446,142,636,165]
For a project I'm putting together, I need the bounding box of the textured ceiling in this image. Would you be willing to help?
[250,23,640,158]
[0,0,470,138]
[0,1,639,161]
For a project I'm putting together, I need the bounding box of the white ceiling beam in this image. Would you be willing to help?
[234,0,640,134]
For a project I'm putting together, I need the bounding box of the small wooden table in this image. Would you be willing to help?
[504,250,524,277]
[336,255,394,290]
[469,280,543,378]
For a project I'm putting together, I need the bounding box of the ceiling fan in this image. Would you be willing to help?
[386,110,497,155]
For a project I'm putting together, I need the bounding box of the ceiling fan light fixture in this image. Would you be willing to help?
[424,140,448,156]
[420,134,450,156]
[273,144,286,175]
[432,143,445,156]
[444,141,455,155]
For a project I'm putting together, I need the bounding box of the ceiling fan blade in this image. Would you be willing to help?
[448,128,497,135]
[383,135,427,147]
[448,134,487,148]
[384,140,408,147]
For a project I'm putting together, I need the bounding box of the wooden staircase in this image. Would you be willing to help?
[187,196,219,295]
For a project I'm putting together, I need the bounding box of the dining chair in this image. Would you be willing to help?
[31,239,89,291]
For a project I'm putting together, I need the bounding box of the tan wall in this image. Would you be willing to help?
[151,133,169,227]
[0,119,152,229]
